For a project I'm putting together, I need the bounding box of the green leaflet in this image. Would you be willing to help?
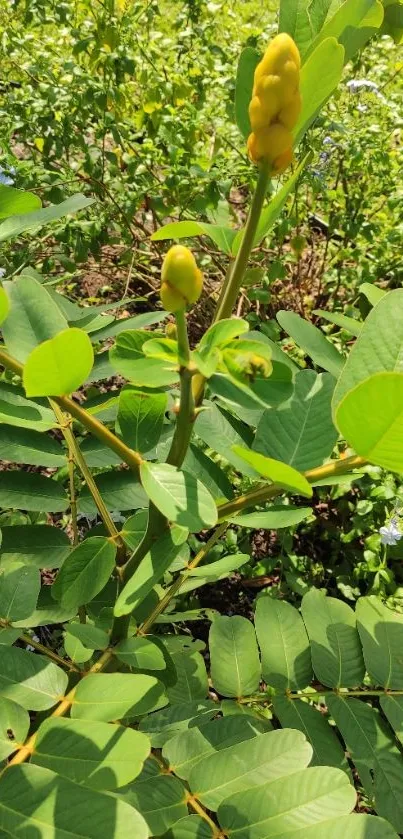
[273,696,352,776]
[163,715,269,781]
[114,527,189,617]
[140,462,218,531]
[0,472,69,513]
[0,764,148,839]
[232,446,313,497]
[119,774,188,835]
[23,327,94,397]
[52,537,117,611]
[209,615,261,698]
[32,718,150,789]
[254,596,313,690]
[0,425,65,467]
[277,309,344,378]
[0,183,41,219]
[117,388,167,454]
[301,589,365,688]
[0,698,30,760]
[333,289,403,410]
[356,595,403,688]
[0,646,68,711]
[253,370,338,471]
[0,563,40,622]
[188,728,312,810]
[217,766,356,838]
[2,274,67,362]
[328,696,403,832]
[71,673,167,722]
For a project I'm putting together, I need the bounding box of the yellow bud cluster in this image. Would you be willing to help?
[160,245,203,313]
[247,33,301,172]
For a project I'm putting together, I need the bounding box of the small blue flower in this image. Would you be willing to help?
[0,173,14,186]
[380,521,402,546]
[0,269,6,278]
[346,79,385,103]
[0,165,15,186]
[347,79,379,93]
[323,136,335,146]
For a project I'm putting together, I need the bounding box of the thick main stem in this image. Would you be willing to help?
[166,309,195,468]
[116,310,197,640]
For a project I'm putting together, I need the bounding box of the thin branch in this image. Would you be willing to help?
[0,348,143,474]
[0,620,79,673]
[51,402,126,562]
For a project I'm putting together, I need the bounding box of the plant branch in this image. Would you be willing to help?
[0,348,143,474]
[217,455,367,520]
[51,402,126,562]
[0,620,79,673]
[137,455,367,632]
[137,522,228,634]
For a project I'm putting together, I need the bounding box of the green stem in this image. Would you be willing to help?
[67,448,79,548]
[166,308,195,468]
[238,688,403,704]
[0,348,143,474]
[213,162,270,322]
[118,311,197,639]
[51,402,126,562]
[0,619,79,673]
[217,455,366,520]
[138,522,228,634]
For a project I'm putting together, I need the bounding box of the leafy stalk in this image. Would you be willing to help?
[111,309,197,641]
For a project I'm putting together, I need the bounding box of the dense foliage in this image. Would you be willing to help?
[0,0,403,836]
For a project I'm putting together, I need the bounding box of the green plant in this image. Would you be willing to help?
[0,3,403,836]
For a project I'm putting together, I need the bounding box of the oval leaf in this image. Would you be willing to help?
[140,462,217,531]
[23,327,94,397]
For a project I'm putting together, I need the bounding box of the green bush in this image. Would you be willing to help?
[0,1,403,836]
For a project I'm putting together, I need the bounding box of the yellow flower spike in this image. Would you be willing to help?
[160,245,203,313]
[247,123,293,165]
[247,32,301,173]
[278,92,302,130]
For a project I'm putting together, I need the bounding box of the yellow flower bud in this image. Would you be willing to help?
[160,245,203,312]
[247,33,301,173]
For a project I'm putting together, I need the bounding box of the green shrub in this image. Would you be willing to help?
[0,1,402,836]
